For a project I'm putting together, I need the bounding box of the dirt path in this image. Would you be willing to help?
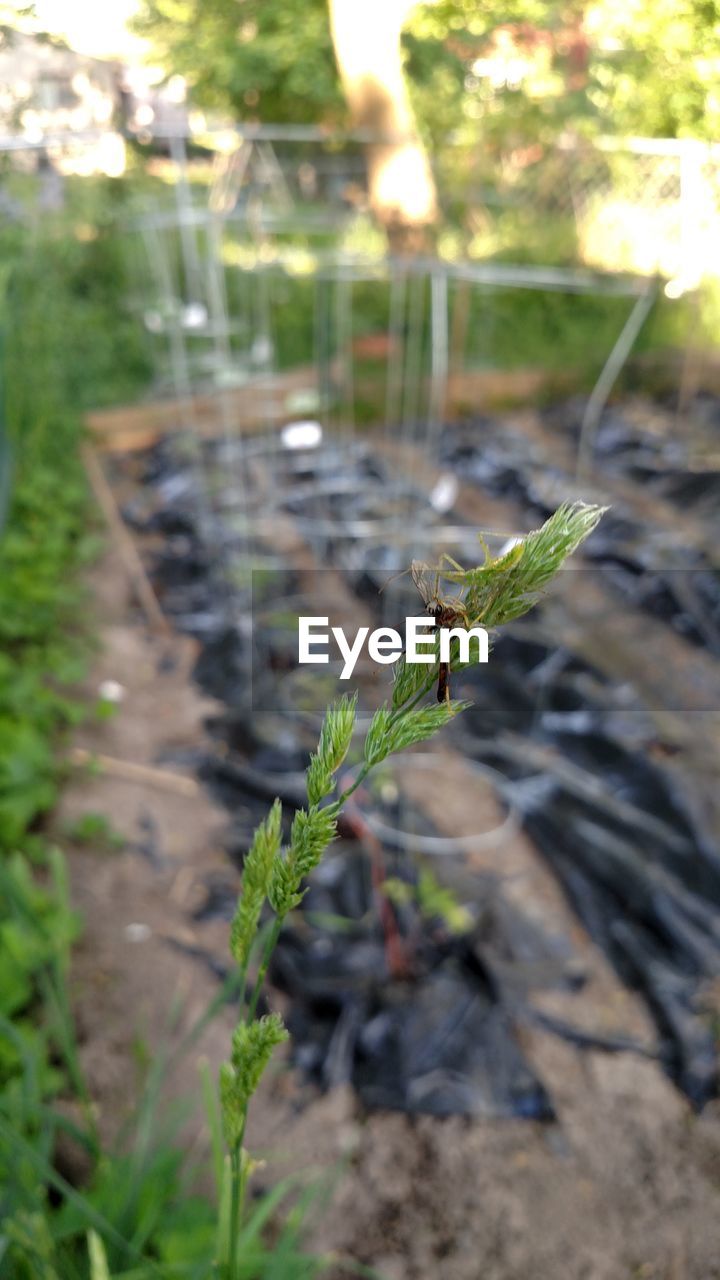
[56,545,236,1150]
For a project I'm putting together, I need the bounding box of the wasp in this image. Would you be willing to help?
[385,537,526,704]
[410,558,469,704]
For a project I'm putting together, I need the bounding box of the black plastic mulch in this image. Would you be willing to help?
[120,404,720,1113]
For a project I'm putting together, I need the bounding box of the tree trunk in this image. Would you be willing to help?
[329,0,438,253]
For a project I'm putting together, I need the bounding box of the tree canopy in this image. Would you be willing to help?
[132,0,345,125]
[131,0,720,143]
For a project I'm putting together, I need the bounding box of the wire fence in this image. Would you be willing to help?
[1,125,718,288]
[438,136,720,289]
[201,130,720,289]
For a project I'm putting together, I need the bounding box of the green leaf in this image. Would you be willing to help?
[87,1230,111,1280]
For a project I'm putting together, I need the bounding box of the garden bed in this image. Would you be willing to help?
[53,385,720,1276]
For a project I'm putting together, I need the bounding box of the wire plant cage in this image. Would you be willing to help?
[122,136,657,729]
[129,201,652,502]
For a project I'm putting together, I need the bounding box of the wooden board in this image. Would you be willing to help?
[86,367,319,453]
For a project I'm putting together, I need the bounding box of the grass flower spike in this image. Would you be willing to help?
[217,503,605,1279]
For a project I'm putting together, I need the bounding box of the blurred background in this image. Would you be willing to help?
[1,1,720,1277]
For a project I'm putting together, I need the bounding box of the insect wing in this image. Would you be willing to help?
[410,560,435,607]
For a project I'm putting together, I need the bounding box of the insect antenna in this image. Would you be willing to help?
[378,565,413,594]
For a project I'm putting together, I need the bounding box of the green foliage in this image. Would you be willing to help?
[306,692,357,806]
[237,268,655,421]
[269,805,338,916]
[2,1210,60,1280]
[230,800,283,969]
[6,214,150,432]
[390,503,606,716]
[582,0,720,141]
[0,188,239,1280]
[0,851,79,1083]
[383,868,473,934]
[131,0,345,125]
[410,0,720,143]
[87,1230,111,1280]
[363,704,393,767]
[0,182,328,1280]
[364,700,466,767]
[463,501,607,627]
[132,0,720,158]
[62,812,126,851]
[221,1014,289,1143]
[0,851,90,1277]
[0,208,150,860]
[385,700,470,755]
[218,502,604,1280]
[390,656,425,713]
[0,414,90,846]
[416,868,472,934]
[93,697,120,722]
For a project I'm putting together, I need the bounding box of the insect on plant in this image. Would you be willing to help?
[409,558,470,703]
[394,536,527,703]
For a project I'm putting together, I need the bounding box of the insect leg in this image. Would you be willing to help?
[437,662,450,703]
[434,552,466,587]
